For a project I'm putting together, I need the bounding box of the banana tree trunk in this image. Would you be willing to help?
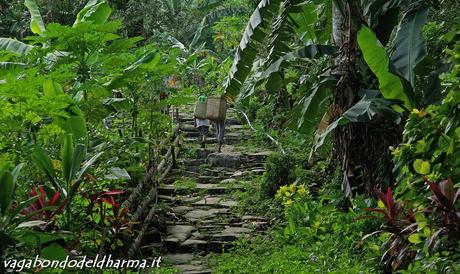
[331,0,398,204]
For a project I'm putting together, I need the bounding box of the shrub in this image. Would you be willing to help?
[392,89,460,204]
[262,152,296,197]
[209,196,381,273]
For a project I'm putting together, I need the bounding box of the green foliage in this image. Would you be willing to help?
[390,6,428,88]
[31,135,103,228]
[262,152,297,197]
[210,197,380,273]
[0,0,459,272]
[223,0,283,100]
[24,0,46,35]
[74,0,111,26]
[369,21,460,271]
[357,26,409,108]
[0,38,33,56]
[392,89,460,202]
[212,16,245,50]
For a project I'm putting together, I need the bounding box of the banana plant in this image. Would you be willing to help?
[0,0,112,55]
[30,135,103,228]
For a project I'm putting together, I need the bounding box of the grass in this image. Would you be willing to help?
[172,178,197,189]
[207,203,382,274]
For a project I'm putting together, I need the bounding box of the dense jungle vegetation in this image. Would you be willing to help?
[0,0,459,273]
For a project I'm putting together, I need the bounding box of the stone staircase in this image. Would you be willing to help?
[142,108,271,273]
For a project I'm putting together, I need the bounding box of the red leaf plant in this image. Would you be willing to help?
[21,185,61,220]
[364,187,417,233]
[424,176,460,253]
[425,177,460,226]
[358,187,418,272]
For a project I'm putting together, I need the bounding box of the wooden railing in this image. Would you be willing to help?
[122,109,182,257]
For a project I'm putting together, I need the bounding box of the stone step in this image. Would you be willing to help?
[183,164,265,175]
[165,175,226,185]
[180,124,247,132]
[142,108,272,272]
[165,238,234,253]
[180,159,206,166]
[179,117,240,126]
[245,151,273,161]
[174,264,211,274]
[184,136,243,145]
[206,153,245,169]
[164,253,194,265]
[160,194,236,207]
[158,183,244,196]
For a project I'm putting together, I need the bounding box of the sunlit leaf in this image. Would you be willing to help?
[357,26,411,108]
[413,159,430,175]
[0,38,34,56]
[74,0,112,26]
[24,0,46,35]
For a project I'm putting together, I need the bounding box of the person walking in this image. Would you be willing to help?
[194,95,210,149]
[213,94,227,153]
[194,94,226,152]
[214,119,225,153]
[195,117,210,148]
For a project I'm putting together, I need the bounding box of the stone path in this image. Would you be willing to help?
[142,108,271,273]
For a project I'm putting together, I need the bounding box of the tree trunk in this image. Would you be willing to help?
[331,0,399,205]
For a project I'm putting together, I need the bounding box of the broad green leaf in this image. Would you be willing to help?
[43,80,64,97]
[24,0,46,35]
[42,81,87,144]
[259,44,337,93]
[341,97,402,124]
[390,7,428,87]
[105,167,131,180]
[69,152,103,200]
[408,233,422,244]
[75,152,103,183]
[41,243,68,261]
[0,169,14,214]
[0,62,26,71]
[61,135,74,186]
[106,50,160,89]
[11,163,24,184]
[17,231,65,246]
[101,98,130,111]
[0,38,34,56]
[59,105,88,145]
[357,26,411,108]
[30,148,60,192]
[223,0,283,101]
[190,17,207,50]
[415,140,428,154]
[291,3,318,42]
[74,0,112,26]
[413,159,430,175]
[71,144,86,183]
[415,213,427,229]
[293,80,332,134]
